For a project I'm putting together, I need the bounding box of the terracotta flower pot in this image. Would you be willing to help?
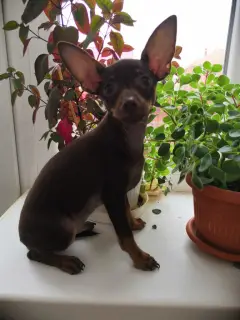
[186,173,240,255]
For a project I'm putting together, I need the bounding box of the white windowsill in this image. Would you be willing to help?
[0,192,239,320]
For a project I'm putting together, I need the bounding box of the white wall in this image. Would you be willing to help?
[0,0,20,214]
[3,0,56,193]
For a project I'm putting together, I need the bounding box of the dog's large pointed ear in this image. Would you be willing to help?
[58,41,105,93]
[141,15,177,80]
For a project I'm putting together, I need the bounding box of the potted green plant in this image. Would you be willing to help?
[151,60,240,261]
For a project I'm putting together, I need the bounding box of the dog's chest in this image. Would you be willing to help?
[127,156,144,191]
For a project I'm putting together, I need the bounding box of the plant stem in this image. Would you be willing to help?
[232,94,238,108]
[23,84,47,105]
[29,29,48,43]
[163,109,177,125]
[97,20,111,61]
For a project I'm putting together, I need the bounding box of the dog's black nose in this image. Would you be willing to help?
[123,97,137,111]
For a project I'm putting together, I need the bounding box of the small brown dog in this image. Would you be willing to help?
[19,15,177,274]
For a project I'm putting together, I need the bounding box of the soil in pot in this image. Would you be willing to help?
[186,173,240,259]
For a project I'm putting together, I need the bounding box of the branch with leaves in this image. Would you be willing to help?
[1,0,136,149]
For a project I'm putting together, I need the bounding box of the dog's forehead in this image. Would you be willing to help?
[102,59,149,81]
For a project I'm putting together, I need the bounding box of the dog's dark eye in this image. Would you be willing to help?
[103,82,115,96]
[140,75,151,87]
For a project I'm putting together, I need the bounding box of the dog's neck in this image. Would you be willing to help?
[100,113,147,158]
[122,121,147,156]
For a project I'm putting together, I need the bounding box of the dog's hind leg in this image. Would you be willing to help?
[27,250,85,275]
[19,215,85,274]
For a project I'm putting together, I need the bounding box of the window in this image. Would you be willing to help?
[63,0,232,128]
[122,0,233,127]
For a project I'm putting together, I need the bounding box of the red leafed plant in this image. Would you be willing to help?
[1,0,182,150]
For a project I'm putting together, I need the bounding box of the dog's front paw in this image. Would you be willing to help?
[131,218,146,231]
[134,253,160,271]
[60,256,85,275]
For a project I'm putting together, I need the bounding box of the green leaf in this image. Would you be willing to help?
[208,104,225,114]
[215,93,226,103]
[218,146,233,153]
[0,73,10,80]
[90,15,105,33]
[158,143,170,156]
[191,74,201,82]
[228,110,240,119]
[146,126,154,135]
[220,123,232,133]
[51,132,63,143]
[224,84,234,91]
[40,131,50,141]
[11,90,18,106]
[45,87,62,128]
[153,125,164,135]
[211,113,221,122]
[47,138,52,150]
[111,12,136,26]
[96,0,113,13]
[229,129,240,138]
[163,116,171,123]
[34,54,48,85]
[28,95,37,108]
[171,128,185,140]
[38,21,56,31]
[16,71,25,84]
[53,26,79,45]
[192,170,203,189]
[110,31,124,56]
[12,78,23,90]
[199,153,212,172]
[163,80,174,91]
[175,146,185,163]
[7,67,15,73]
[234,155,240,162]
[212,64,222,72]
[180,74,191,86]
[206,119,219,133]
[72,3,90,35]
[21,0,49,24]
[193,145,208,158]
[155,133,165,140]
[156,159,167,171]
[44,81,51,95]
[190,81,198,89]
[222,160,240,174]
[209,165,226,183]
[203,61,212,71]
[200,176,214,185]
[193,66,202,74]
[83,0,96,10]
[206,73,215,84]
[19,24,29,43]
[3,21,19,30]
[64,89,76,101]
[177,67,185,75]
[148,114,156,124]
[193,121,204,139]
[217,74,230,86]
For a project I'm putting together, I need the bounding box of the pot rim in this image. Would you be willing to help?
[186,173,240,205]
